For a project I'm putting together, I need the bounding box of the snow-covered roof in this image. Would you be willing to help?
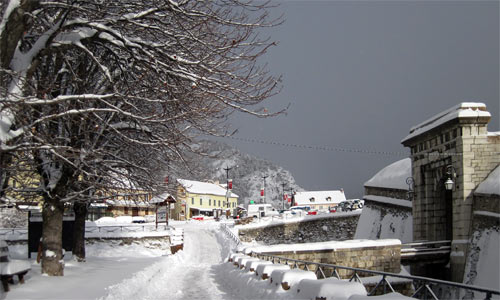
[177,179,239,198]
[150,193,176,203]
[105,199,152,207]
[293,191,346,206]
[364,158,411,190]
[475,165,500,196]
[401,102,491,144]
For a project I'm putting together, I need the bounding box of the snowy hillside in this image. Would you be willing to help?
[172,140,304,208]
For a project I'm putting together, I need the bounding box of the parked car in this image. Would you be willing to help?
[192,215,204,221]
[329,207,337,213]
[337,201,352,212]
[132,216,146,223]
[307,210,317,215]
[247,204,279,218]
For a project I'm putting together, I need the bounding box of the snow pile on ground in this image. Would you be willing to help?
[354,202,412,243]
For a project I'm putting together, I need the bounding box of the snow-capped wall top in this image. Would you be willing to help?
[294,191,346,206]
[364,158,411,190]
[401,102,491,144]
[242,239,401,254]
[475,165,500,196]
[177,179,238,198]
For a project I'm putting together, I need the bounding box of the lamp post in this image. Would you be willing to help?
[224,166,232,216]
[406,177,415,200]
[445,165,457,191]
[262,175,268,204]
[281,183,287,211]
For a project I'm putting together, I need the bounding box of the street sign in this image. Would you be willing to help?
[157,206,167,222]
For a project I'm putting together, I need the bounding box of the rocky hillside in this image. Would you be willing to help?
[172,140,304,209]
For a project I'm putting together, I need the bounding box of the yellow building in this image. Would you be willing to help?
[173,179,239,220]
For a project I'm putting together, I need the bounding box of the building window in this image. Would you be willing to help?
[218,200,221,207]
[200,198,203,205]
[124,207,129,214]
[309,197,315,202]
[209,199,211,206]
[191,198,194,205]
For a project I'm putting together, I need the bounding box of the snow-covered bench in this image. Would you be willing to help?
[0,240,31,292]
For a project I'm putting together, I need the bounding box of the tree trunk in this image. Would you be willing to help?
[72,201,87,262]
[41,198,65,276]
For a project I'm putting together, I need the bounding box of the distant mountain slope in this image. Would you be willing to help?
[172,140,304,209]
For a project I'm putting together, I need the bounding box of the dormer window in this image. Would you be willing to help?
[309,197,315,202]
[326,197,332,202]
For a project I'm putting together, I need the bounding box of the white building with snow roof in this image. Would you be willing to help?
[172,179,239,220]
[292,190,347,212]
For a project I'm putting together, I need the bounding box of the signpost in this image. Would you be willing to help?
[156,205,167,229]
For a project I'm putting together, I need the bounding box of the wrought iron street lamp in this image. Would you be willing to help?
[406,177,415,200]
[444,165,457,191]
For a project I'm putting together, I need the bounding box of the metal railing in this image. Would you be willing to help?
[0,228,28,237]
[252,253,499,300]
[0,224,168,240]
[220,223,241,245]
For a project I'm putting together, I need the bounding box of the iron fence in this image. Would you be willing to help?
[252,253,499,300]
[0,224,168,240]
[220,224,241,245]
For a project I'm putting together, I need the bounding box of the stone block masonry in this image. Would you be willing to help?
[237,212,361,245]
[247,239,402,278]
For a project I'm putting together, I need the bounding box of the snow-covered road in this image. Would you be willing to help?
[100,222,237,300]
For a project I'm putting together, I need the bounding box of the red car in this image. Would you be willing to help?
[192,216,204,221]
[307,211,317,215]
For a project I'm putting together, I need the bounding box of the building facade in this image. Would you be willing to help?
[401,102,500,282]
[172,179,239,220]
[293,190,347,212]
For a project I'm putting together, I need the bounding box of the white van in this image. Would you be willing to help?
[247,204,279,218]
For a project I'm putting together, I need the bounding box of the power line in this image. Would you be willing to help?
[221,136,494,157]
[223,135,409,156]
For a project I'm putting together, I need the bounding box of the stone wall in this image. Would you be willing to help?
[401,108,500,282]
[253,240,401,278]
[473,193,500,214]
[364,187,409,201]
[238,213,360,244]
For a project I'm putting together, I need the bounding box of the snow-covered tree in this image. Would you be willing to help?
[0,0,282,275]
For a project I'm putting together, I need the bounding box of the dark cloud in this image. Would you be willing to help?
[220,1,499,198]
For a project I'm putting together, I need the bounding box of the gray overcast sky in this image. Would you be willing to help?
[216,0,499,198]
